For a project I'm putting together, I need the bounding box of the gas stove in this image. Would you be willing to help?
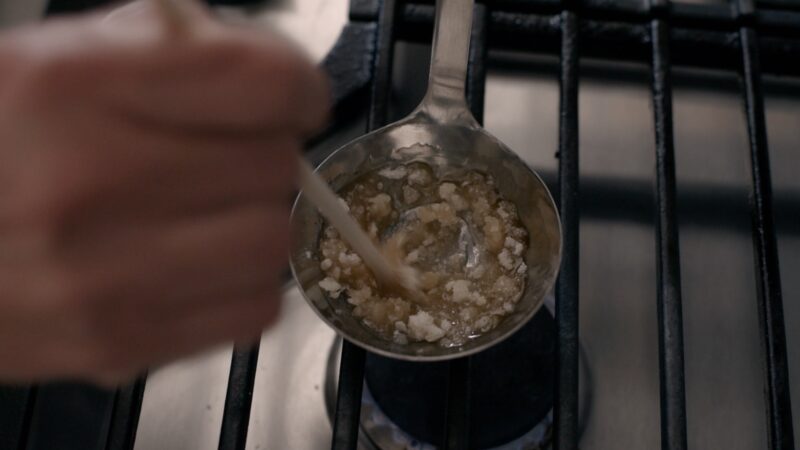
[2,0,799,449]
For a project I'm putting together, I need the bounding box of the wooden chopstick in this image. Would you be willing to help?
[151,0,427,303]
[297,160,411,287]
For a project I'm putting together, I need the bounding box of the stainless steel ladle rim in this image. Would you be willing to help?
[289,0,562,360]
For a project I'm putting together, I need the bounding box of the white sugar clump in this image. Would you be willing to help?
[416,203,458,226]
[445,279,473,303]
[408,168,432,186]
[509,226,526,240]
[405,249,421,264]
[395,321,408,333]
[318,277,343,298]
[493,275,516,295]
[438,183,468,211]
[459,307,476,320]
[504,236,525,256]
[475,316,493,332]
[379,166,408,179]
[393,331,408,345]
[473,197,491,215]
[439,182,456,197]
[498,248,517,271]
[367,193,392,219]
[483,216,505,252]
[403,185,421,204]
[347,286,372,306]
[338,252,361,266]
[407,311,446,342]
[467,265,486,280]
[445,279,488,306]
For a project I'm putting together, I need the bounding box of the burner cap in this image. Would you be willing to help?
[364,309,556,448]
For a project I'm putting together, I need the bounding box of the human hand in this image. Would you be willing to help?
[0,0,328,384]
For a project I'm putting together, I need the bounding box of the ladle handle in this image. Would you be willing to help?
[418,0,477,126]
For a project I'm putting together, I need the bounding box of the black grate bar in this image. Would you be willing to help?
[441,5,488,449]
[465,3,488,124]
[554,7,580,450]
[737,3,796,447]
[649,4,689,450]
[757,0,800,12]
[391,0,800,36]
[17,387,36,450]
[444,357,472,450]
[331,342,366,450]
[331,1,399,448]
[0,386,34,450]
[218,345,260,450]
[366,0,400,131]
[105,377,146,450]
[396,6,800,77]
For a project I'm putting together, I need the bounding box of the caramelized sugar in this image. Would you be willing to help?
[318,162,528,347]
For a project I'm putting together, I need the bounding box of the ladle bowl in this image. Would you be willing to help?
[289,0,561,361]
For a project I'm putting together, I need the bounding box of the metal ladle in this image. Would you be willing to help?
[290,0,562,361]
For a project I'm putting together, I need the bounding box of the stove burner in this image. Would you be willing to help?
[325,299,580,449]
[359,382,552,450]
[362,309,556,449]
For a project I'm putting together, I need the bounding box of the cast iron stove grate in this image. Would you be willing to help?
[1,0,797,449]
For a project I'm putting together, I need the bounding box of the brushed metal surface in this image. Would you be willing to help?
[134,345,232,450]
[134,286,337,450]
[484,58,800,449]
[133,2,799,449]
[244,287,337,450]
